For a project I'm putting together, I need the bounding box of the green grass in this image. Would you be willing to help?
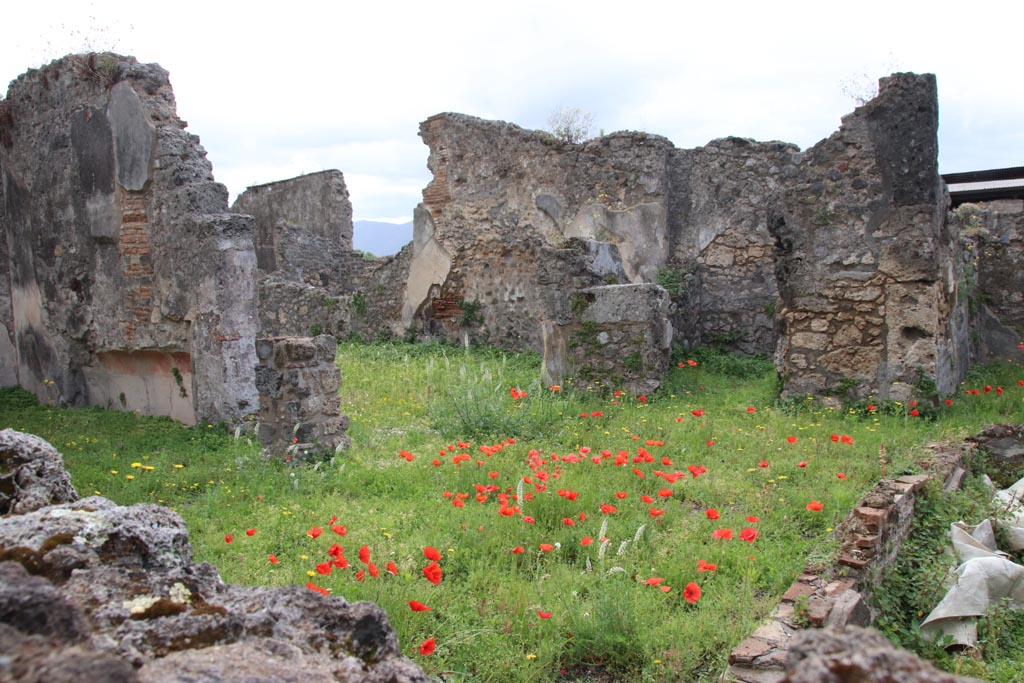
[2,341,1022,682]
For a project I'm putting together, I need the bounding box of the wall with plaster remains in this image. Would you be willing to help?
[0,54,258,424]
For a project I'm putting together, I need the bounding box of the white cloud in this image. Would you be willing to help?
[4,0,1023,218]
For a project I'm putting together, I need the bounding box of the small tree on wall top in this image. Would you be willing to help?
[546,106,594,144]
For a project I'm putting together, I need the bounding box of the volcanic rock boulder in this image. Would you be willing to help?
[0,430,426,683]
[783,625,979,683]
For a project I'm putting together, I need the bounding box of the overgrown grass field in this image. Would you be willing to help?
[2,342,1022,681]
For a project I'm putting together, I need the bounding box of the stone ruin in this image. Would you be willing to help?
[2,53,1023,431]
[0,54,257,426]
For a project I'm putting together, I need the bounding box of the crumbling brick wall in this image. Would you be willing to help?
[0,54,258,424]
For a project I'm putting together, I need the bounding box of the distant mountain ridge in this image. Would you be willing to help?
[352,220,414,257]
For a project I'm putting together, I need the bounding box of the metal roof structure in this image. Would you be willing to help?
[943,167,1024,206]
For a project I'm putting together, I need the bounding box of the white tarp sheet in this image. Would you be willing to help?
[920,475,1024,648]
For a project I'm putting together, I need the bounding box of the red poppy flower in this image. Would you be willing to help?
[316,561,333,575]
[798,461,808,468]
[786,436,797,444]
[705,508,720,520]
[637,395,647,403]
[306,581,329,596]
[683,582,701,604]
[615,491,628,499]
[739,528,758,543]
[512,546,525,554]
[632,468,645,479]
[697,559,717,572]
[600,503,618,514]
[424,546,442,561]
[522,516,535,524]
[307,526,323,539]
[758,460,769,468]
[712,528,734,540]
[537,610,552,619]
[746,515,760,523]
[841,435,853,445]
[909,409,919,417]
[649,508,665,517]
[644,577,665,586]
[562,517,576,526]
[367,563,380,578]
[409,600,432,612]
[641,495,654,504]
[359,545,371,564]
[386,561,398,576]
[419,637,436,656]
[692,409,705,417]
[657,489,673,498]
[331,525,347,536]
[269,553,279,565]
[580,536,593,546]
[806,500,824,512]
[452,499,465,508]
[224,534,233,544]
[245,528,256,537]
[746,406,756,413]
[836,472,847,480]
[539,543,554,552]
[422,561,443,585]
[944,399,954,406]
[355,570,365,582]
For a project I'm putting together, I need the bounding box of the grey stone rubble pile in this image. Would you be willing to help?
[0,429,427,683]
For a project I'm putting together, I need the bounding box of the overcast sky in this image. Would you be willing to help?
[3,1,1022,222]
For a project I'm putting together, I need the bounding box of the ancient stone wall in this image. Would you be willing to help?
[235,172,415,342]
[542,284,672,394]
[771,73,967,401]
[668,139,798,355]
[408,114,675,353]
[0,54,258,424]
[407,114,807,363]
[950,200,1024,363]
[254,335,349,459]
[232,170,354,273]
